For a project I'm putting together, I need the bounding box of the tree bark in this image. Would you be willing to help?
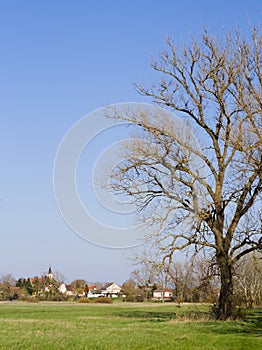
[217,255,234,320]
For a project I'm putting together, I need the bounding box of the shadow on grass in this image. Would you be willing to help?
[118,310,176,321]
[116,309,211,322]
[116,307,262,337]
[194,308,262,337]
[245,308,262,336]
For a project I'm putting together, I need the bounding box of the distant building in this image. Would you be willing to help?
[87,284,97,297]
[152,288,173,301]
[59,283,76,297]
[28,266,55,295]
[46,266,53,280]
[101,283,121,298]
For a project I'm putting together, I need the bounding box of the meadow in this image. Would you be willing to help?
[0,302,261,349]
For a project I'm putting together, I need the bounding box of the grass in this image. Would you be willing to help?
[0,302,261,349]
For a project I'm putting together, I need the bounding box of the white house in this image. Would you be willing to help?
[59,283,76,296]
[101,283,121,298]
[86,284,102,298]
[153,288,173,300]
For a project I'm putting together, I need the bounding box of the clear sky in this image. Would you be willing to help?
[0,0,261,284]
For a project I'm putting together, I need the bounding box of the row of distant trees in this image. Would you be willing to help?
[0,274,61,301]
[0,274,90,302]
[0,253,261,306]
[128,253,262,307]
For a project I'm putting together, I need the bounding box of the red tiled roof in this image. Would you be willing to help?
[88,284,96,290]
[29,277,43,284]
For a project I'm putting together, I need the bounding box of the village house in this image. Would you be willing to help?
[86,284,98,298]
[101,283,121,298]
[152,288,173,301]
[58,283,76,297]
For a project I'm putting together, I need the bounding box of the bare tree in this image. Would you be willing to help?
[0,274,16,300]
[234,252,262,308]
[70,279,88,296]
[122,279,137,302]
[133,252,219,303]
[110,28,262,319]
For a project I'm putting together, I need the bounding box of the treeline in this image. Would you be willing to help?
[1,253,261,307]
[0,275,91,302]
[130,253,262,307]
[0,274,65,302]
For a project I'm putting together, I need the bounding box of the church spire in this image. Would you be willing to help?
[47,266,53,279]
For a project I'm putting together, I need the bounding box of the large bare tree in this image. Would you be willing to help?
[110,28,262,319]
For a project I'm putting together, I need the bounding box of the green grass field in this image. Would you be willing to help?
[0,302,261,349]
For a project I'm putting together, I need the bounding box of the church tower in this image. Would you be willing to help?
[47,266,53,280]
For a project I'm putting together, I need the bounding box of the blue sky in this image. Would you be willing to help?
[0,0,261,284]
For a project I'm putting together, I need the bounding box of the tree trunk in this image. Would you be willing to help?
[217,256,234,320]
